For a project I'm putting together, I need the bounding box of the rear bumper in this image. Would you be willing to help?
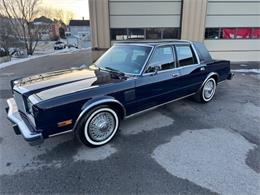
[6,98,43,146]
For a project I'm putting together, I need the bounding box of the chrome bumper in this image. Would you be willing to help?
[227,72,234,80]
[6,98,43,146]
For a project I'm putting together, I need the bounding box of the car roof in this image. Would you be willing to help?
[114,40,192,47]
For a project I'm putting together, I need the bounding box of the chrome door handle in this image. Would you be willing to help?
[200,67,206,71]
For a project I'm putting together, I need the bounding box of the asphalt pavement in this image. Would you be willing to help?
[0,50,259,194]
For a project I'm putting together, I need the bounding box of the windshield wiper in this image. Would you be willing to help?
[100,66,125,76]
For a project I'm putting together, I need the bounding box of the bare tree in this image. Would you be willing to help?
[0,0,42,55]
[0,15,13,53]
[40,6,74,24]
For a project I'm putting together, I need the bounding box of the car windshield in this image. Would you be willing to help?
[95,45,152,75]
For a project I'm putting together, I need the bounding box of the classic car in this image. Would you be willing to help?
[6,40,233,147]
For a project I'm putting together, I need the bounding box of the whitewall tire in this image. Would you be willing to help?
[75,105,120,147]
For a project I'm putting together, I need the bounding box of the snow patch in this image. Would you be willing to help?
[152,128,259,195]
[232,69,260,74]
[0,47,91,69]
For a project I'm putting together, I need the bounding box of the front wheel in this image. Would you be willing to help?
[195,77,217,103]
[75,105,120,147]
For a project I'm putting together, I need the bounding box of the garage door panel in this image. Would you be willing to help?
[204,40,260,51]
[110,15,180,28]
[207,2,260,15]
[206,16,260,27]
[110,1,181,15]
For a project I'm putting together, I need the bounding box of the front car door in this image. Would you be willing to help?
[130,45,183,114]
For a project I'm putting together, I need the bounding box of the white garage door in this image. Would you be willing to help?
[109,0,182,42]
[204,0,260,61]
[109,0,181,28]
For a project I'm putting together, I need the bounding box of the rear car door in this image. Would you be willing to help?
[174,44,208,95]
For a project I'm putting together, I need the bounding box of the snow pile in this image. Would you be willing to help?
[232,69,260,74]
[0,47,91,69]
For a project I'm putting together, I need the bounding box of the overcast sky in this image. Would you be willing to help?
[43,0,89,20]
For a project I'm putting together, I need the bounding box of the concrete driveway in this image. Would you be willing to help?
[0,51,259,194]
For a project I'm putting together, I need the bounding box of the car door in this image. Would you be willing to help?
[128,45,184,114]
[174,44,208,95]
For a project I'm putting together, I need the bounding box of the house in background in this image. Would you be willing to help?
[66,19,91,48]
[67,19,90,39]
[34,16,65,41]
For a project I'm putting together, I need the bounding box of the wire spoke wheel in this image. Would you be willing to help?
[81,107,119,146]
[202,78,216,101]
[88,111,115,142]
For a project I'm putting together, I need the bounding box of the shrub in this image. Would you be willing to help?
[0,49,9,57]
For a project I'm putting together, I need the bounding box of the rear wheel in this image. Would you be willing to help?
[194,77,217,103]
[75,105,120,147]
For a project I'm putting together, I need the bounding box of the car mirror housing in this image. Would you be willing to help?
[147,65,161,75]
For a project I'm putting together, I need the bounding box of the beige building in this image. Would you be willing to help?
[89,0,260,61]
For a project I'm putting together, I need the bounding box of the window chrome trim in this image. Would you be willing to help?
[141,41,203,75]
[190,42,201,64]
[141,44,177,75]
[138,45,155,75]
[114,43,154,48]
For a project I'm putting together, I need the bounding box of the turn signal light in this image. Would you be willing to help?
[57,119,73,127]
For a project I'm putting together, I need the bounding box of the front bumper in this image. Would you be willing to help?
[6,98,43,146]
[227,72,234,80]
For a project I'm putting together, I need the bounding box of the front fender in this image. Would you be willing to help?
[73,96,126,130]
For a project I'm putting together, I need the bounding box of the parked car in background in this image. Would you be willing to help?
[54,41,66,50]
[6,41,233,147]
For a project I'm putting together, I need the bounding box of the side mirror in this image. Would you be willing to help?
[147,65,161,75]
[153,66,161,75]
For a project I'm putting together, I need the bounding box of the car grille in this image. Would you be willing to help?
[13,91,26,114]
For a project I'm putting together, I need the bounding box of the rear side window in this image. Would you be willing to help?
[175,45,197,67]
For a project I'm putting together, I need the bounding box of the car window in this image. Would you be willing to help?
[109,48,128,64]
[146,46,175,73]
[175,45,197,66]
[95,45,152,74]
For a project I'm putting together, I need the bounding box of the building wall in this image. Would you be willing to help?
[204,0,260,61]
[89,0,260,61]
[69,26,90,36]
[181,0,208,42]
[89,0,110,49]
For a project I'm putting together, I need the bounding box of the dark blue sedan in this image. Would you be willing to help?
[6,41,233,147]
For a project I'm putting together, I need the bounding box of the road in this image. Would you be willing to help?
[0,51,259,194]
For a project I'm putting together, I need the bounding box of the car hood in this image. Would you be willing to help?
[14,67,126,100]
